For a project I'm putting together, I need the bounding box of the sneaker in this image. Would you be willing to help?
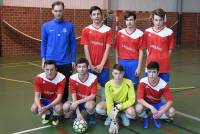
[143,118,149,129]
[120,113,130,127]
[152,117,161,128]
[87,114,96,125]
[41,114,51,124]
[52,116,59,126]
[104,117,111,126]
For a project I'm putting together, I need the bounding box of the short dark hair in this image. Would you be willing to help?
[89,6,102,15]
[52,1,64,9]
[76,58,89,67]
[44,60,57,67]
[124,11,136,20]
[113,64,124,72]
[152,8,166,19]
[147,61,159,71]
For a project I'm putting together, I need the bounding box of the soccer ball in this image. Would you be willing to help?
[73,118,88,133]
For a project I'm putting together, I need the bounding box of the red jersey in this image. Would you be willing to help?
[70,73,97,100]
[80,24,112,68]
[137,77,173,104]
[34,72,66,101]
[114,28,144,60]
[143,27,174,73]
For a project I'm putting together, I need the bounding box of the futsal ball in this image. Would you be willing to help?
[73,118,88,133]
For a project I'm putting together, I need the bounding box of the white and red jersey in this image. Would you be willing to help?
[137,77,173,104]
[143,27,174,73]
[69,73,97,100]
[80,24,112,68]
[114,28,144,60]
[34,72,66,101]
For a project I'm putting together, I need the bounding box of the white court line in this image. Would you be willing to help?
[0,61,40,66]
[12,125,51,134]
[171,87,196,90]
[176,111,200,122]
[27,62,41,68]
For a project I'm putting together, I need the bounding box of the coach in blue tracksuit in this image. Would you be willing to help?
[41,1,76,101]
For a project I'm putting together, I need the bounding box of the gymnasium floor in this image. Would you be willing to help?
[0,47,200,134]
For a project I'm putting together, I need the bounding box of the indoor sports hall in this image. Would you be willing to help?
[0,0,200,134]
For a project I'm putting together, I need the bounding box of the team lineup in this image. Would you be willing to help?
[31,1,176,133]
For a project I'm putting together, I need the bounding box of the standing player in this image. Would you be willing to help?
[31,60,66,126]
[136,61,175,128]
[114,11,144,88]
[143,8,174,82]
[80,6,112,103]
[96,64,136,132]
[41,1,76,101]
[63,58,97,125]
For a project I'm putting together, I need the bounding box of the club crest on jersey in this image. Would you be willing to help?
[148,33,151,37]
[76,83,79,86]
[63,28,68,33]
[121,35,125,38]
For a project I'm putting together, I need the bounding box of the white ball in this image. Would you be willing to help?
[73,119,88,133]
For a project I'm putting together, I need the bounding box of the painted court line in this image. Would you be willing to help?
[12,125,51,134]
[0,60,40,66]
[0,76,31,84]
[176,111,200,122]
[27,62,41,68]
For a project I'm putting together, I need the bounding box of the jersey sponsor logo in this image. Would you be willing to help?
[44,90,54,95]
[77,93,87,99]
[150,45,162,52]
[49,29,55,32]
[63,28,68,33]
[122,44,136,52]
[146,94,160,101]
[91,41,104,46]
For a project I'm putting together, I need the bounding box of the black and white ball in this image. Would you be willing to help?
[73,119,88,133]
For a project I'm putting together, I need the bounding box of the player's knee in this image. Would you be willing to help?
[135,103,144,114]
[31,103,38,115]
[55,104,63,114]
[95,104,106,115]
[85,101,95,111]
[127,108,136,117]
[168,107,176,117]
[63,101,71,112]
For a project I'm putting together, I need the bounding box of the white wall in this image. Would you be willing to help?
[182,0,200,12]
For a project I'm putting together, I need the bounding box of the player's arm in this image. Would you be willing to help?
[135,49,143,76]
[137,82,158,114]
[69,24,77,67]
[34,92,42,110]
[76,94,96,104]
[115,49,119,64]
[45,94,63,110]
[118,82,135,110]
[105,84,114,117]
[168,49,173,57]
[83,45,95,70]
[41,25,47,69]
[159,100,173,114]
[96,44,111,72]
[71,93,84,119]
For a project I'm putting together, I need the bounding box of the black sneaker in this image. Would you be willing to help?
[87,114,96,125]
[52,116,59,126]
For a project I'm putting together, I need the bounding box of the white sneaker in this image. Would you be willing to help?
[104,117,111,126]
[120,113,130,127]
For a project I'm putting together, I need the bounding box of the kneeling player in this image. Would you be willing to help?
[136,61,175,128]
[31,60,65,125]
[63,58,97,125]
[96,64,136,133]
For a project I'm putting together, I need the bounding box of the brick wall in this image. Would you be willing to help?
[0,6,200,56]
